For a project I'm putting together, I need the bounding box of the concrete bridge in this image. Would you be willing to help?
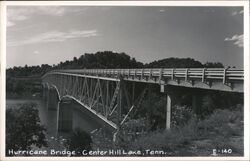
[41,68,244,136]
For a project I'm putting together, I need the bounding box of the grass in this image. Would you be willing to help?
[130,108,244,156]
[91,107,244,156]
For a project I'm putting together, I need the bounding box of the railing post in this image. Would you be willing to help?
[122,69,124,77]
[159,68,163,84]
[185,68,189,82]
[223,68,227,84]
[171,68,175,80]
[141,68,144,80]
[149,68,152,81]
[118,69,121,78]
[202,68,206,83]
[128,69,130,78]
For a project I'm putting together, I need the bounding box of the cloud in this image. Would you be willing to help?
[7,20,15,27]
[7,8,29,27]
[224,34,243,47]
[159,9,166,13]
[7,30,98,46]
[232,9,244,16]
[34,50,39,54]
[239,10,244,14]
[203,8,215,13]
[7,6,87,27]
[36,6,66,16]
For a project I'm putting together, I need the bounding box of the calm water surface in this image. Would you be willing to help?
[6,99,66,151]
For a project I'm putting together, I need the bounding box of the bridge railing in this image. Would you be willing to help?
[51,68,244,82]
[43,67,244,94]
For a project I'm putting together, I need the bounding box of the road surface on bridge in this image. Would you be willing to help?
[44,68,244,93]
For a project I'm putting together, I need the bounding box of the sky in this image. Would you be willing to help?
[6,6,244,68]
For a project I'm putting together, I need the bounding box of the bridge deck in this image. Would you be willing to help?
[46,68,244,93]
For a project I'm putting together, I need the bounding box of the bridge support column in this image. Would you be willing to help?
[42,84,46,99]
[43,84,49,101]
[160,84,172,130]
[58,99,73,132]
[166,94,172,130]
[47,88,59,110]
[161,85,172,130]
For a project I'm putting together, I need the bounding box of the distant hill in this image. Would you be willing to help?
[146,57,224,68]
[6,64,52,78]
[55,51,143,69]
[145,57,203,68]
[6,51,224,78]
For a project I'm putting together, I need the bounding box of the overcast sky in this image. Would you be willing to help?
[6,6,243,68]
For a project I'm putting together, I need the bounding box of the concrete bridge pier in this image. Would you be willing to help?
[45,87,59,111]
[165,94,172,130]
[161,85,205,130]
[42,83,49,101]
[163,92,204,130]
[58,99,73,133]
[160,85,172,130]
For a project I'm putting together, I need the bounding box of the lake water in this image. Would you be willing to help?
[6,98,105,152]
[6,99,57,135]
[6,99,66,152]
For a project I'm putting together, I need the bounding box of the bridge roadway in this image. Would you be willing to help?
[42,68,244,134]
[46,68,244,93]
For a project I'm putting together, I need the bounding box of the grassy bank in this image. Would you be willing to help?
[92,107,243,156]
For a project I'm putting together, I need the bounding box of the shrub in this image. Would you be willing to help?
[197,109,243,138]
[130,108,243,156]
[92,108,243,156]
[91,128,114,151]
[65,128,92,156]
[171,105,195,127]
[6,103,47,156]
[201,95,216,117]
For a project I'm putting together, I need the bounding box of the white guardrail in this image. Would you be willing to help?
[51,68,243,82]
[42,68,244,92]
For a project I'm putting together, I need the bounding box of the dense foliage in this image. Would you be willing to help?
[65,128,92,156]
[56,51,144,69]
[145,57,224,68]
[6,78,41,98]
[131,84,243,130]
[7,64,52,78]
[146,57,204,68]
[6,103,47,156]
[92,107,243,156]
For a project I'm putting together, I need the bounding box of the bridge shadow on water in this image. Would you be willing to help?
[43,92,114,141]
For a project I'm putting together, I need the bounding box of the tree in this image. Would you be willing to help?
[65,128,92,156]
[145,57,204,68]
[138,92,167,130]
[6,103,47,156]
[203,62,224,68]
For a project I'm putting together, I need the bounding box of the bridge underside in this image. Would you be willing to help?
[42,74,149,133]
[42,68,244,132]
[57,96,117,133]
[61,95,118,132]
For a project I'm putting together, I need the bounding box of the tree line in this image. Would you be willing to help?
[6,51,224,78]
